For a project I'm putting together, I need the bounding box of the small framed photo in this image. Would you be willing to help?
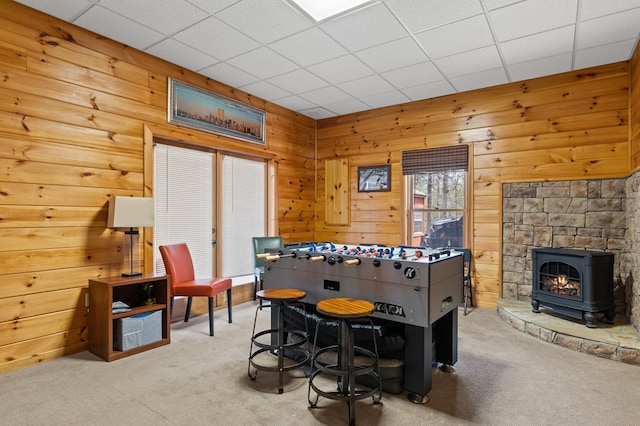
[358,165,391,192]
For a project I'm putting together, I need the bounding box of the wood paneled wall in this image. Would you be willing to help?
[0,1,314,373]
[631,41,640,171]
[316,62,632,309]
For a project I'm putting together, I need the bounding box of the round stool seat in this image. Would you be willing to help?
[257,288,306,302]
[317,297,374,319]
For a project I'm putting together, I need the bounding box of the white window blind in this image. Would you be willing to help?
[154,144,213,279]
[222,155,265,277]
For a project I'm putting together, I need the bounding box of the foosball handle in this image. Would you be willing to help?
[265,252,296,262]
[344,258,361,266]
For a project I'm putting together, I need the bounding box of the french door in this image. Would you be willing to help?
[153,144,266,280]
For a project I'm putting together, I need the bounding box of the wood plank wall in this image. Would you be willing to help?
[316,62,632,309]
[631,41,640,171]
[0,1,315,373]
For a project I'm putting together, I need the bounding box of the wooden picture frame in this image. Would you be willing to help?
[168,78,265,145]
[358,165,391,192]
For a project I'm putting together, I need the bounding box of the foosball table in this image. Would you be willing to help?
[262,242,463,403]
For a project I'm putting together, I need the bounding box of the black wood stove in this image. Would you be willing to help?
[531,248,615,328]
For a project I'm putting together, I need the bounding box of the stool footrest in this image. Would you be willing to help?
[249,347,310,373]
[311,345,378,377]
[250,328,308,351]
[309,372,380,403]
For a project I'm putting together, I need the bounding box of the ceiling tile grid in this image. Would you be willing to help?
[13,0,640,119]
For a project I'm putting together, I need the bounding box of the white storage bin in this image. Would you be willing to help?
[114,310,162,351]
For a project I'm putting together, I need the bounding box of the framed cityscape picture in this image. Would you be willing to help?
[168,78,265,145]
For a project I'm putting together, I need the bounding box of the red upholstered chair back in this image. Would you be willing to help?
[159,243,195,291]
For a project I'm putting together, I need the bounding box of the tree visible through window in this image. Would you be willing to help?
[409,171,465,248]
[402,145,468,248]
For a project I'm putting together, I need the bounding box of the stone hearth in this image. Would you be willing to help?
[501,178,638,331]
[498,299,640,366]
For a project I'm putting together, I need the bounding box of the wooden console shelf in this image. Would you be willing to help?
[88,274,171,361]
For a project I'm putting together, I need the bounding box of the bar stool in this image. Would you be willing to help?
[308,297,382,425]
[248,288,310,394]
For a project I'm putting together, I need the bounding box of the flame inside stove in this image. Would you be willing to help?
[542,274,581,297]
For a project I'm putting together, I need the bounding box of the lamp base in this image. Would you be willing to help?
[122,272,143,277]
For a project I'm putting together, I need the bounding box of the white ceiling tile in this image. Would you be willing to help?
[240,80,292,100]
[270,95,317,111]
[507,53,573,83]
[449,67,509,92]
[579,0,640,21]
[73,5,165,50]
[355,37,429,73]
[574,38,638,69]
[435,45,503,78]
[215,0,312,44]
[299,85,352,105]
[337,75,395,98]
[501,26,575,65]
[360,89,411,109]
[186,0,240,14]
[269,28,348,67]
[199,62,259,88]
[576,8,640,50]
[320,2,407,51]
[307,55,374,84]
[173,16,259,60]
[482,0,522,11]
[146,39,217,71]
[268,69,329,93]
[385,0,483,32]
[298,106,335,119]
[414,14,494,59]
[381,62,445,88]
[401,80,456,101]
[97,0,208,35]
[324,98,371,115]
[227,47,299,79]
[489,0,578,42]
[15,0,94,20]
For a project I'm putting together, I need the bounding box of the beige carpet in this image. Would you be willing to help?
[2,301,639,425]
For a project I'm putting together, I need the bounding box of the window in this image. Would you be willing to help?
[403,145,468,248]
[413,211,423,234]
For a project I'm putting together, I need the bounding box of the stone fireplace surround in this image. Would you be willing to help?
[501,174,639,333]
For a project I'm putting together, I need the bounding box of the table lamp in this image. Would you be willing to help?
[107,196,155,277]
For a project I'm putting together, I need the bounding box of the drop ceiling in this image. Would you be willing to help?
[14,0,640,119]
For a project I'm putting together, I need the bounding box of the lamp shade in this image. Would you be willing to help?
[107,196,155,228]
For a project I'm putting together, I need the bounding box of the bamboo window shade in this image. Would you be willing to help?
[402,145,469,175]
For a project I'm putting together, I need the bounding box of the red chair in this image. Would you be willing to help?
[159,243,232,336]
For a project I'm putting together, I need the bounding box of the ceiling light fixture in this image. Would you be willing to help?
[289,0,372,21]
